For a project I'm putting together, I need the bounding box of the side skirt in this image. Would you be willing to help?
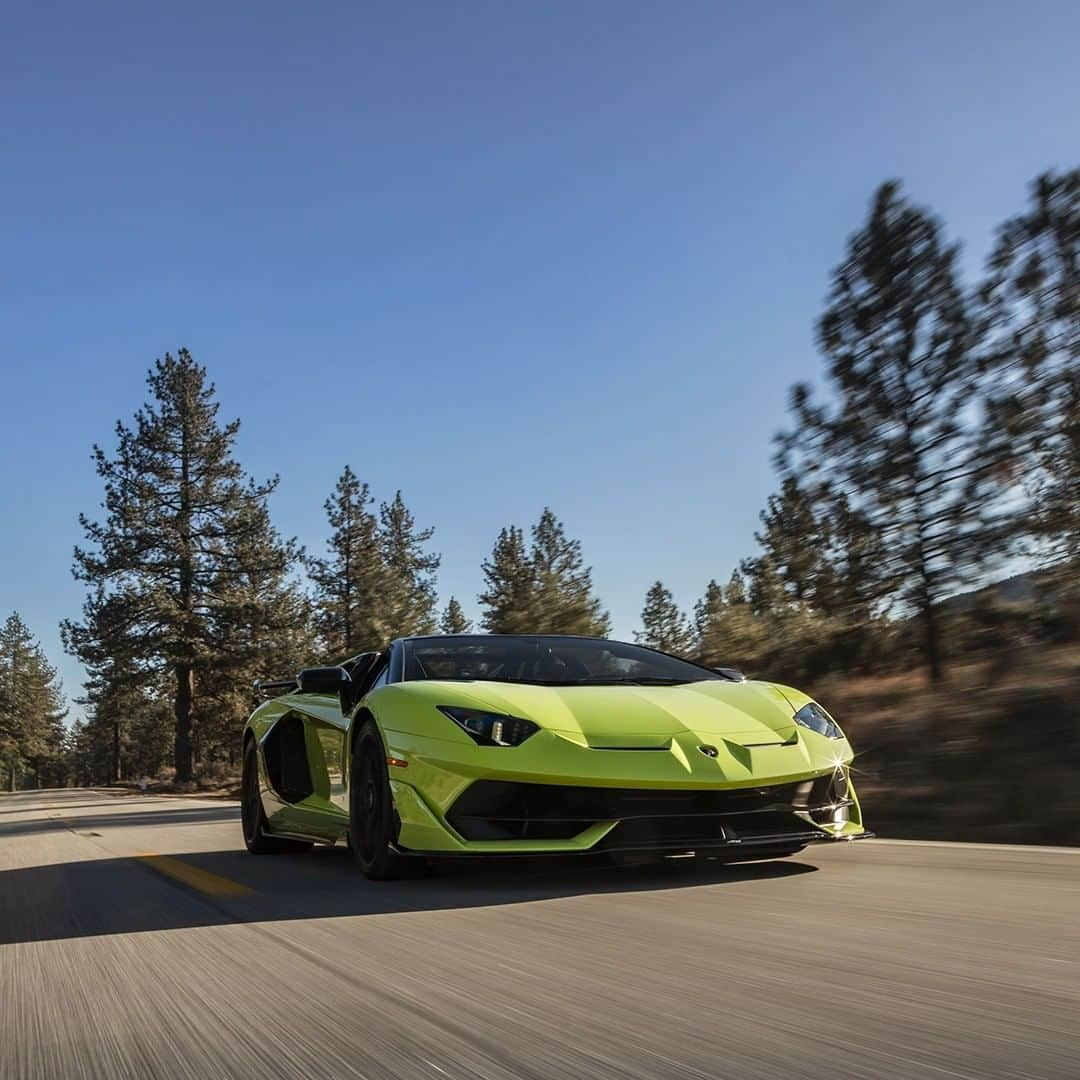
[261,826,337,847]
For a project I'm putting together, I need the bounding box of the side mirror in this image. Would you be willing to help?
[297,666,350,695]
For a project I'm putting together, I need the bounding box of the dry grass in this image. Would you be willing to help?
[104,778,242,799]
[810,644,1080,844]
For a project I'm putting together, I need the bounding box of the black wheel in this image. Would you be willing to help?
[349,720,410,880]
[241,738,313,854]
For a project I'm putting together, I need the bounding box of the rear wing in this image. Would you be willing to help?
[253,676,299,699]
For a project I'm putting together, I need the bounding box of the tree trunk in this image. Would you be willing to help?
[343,529,352,654]
[175,397,196,785]
[112,721,121,784]
[909,461,945,684]
[923,598,944,683]
[174,663,194,782]
[8,763,15,792]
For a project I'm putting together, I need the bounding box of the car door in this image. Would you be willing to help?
[262,700,349,840]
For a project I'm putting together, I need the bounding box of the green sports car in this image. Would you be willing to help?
[241,634,870,879]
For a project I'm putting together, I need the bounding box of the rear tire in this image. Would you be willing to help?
[349,720,410,880]
[241,738,313,854]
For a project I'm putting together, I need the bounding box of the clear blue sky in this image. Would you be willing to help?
[2,1,1078,713]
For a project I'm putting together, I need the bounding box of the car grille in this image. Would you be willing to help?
[445,776,837,847]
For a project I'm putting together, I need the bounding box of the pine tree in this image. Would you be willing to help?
[982,169,1079,590]
[479,526,535,633]
[823,494,892,629]
[68,720,88,786]
[740,481,891,672]
[637,582,693,655]
[64,350,302,782]
[528,509,610,636]
[742,553,789,618]
[0,614,67,791]
[693,579,726,660]
[723,569,748,607]
[304,466,384,656]
[197,561,313,771]
[1033,375,1079,588]
[67,581,157,783]
[439,597,473,634]
[479,510,609,636]
[782,181,981,681]
[744,478,833,611]
[377,492,440,641]
[692,573,762,672]
[78,668,145,784]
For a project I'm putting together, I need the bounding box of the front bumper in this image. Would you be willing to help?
[382,726,869,856]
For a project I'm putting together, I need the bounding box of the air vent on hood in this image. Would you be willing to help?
[589,744,671,751]
[584,734,673,751]
[722,728,800,749]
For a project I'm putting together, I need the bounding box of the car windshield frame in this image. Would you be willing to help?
[399,634,729,687]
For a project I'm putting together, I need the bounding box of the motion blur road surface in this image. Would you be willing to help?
[2,790,1078,1080]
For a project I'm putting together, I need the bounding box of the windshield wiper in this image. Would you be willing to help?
[566,676,699,686]
[413,675,706,687]
[414,676,544,685]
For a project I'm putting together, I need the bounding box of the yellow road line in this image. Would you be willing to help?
[136,853,253,897]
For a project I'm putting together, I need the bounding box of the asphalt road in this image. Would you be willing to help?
[1,789,1078,1080]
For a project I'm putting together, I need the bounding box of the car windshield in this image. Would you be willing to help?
[401,635,724,686]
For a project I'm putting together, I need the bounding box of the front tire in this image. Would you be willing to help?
[241,737,313,854]
[349,720,409,880]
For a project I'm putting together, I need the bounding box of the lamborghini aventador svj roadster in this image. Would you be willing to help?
[242,634,870,878]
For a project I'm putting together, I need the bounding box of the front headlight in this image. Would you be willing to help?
[793,701,843,740]
[437,706,540,747]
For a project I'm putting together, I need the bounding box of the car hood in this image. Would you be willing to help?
[399,678,805,748]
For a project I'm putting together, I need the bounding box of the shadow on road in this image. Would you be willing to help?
[0,839,817,946]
